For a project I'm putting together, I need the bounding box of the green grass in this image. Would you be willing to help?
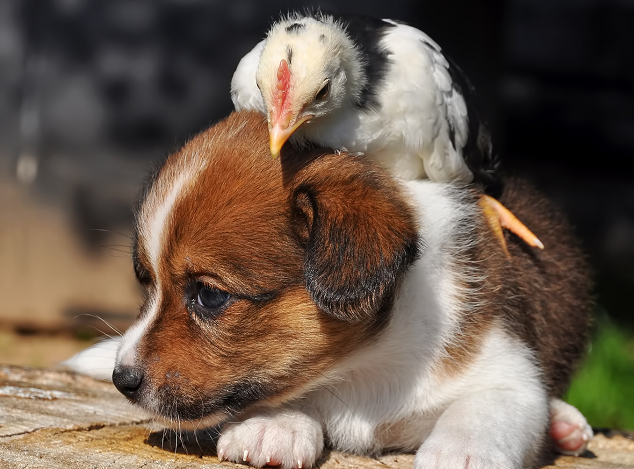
[565,313,634,430]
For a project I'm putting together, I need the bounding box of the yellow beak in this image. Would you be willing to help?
[269,115,313,157]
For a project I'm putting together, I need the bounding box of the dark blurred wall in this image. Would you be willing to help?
[502,0,634,322]
[0,0,632,327]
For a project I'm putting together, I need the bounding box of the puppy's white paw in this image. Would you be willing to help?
[217,409,323,469]
[549,398,593,456]
[415,432,518,469]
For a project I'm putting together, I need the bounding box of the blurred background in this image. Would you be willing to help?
[0,0,632,429]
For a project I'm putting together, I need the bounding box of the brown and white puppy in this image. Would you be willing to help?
[67,110,593,468]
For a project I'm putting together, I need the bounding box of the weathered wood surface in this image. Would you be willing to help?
[0,365,632,469]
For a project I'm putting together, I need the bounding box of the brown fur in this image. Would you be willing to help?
[497,180,592,396]
[437,181,592,395]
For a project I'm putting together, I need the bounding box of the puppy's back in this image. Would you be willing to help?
[482,179,592,396]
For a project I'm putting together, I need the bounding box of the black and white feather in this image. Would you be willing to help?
[231,11,499,191]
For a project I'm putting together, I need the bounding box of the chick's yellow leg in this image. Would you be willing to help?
[479,194,544,255]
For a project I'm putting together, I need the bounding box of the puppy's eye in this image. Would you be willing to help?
[189,282,231,321]
[197,284,230,309]
[315,81,330,100]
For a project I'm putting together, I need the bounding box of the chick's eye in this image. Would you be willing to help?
[315,81,330,100]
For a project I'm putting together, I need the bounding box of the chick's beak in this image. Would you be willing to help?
[269,114,313,157]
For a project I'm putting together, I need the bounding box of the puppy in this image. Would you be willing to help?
[68,110,593,468]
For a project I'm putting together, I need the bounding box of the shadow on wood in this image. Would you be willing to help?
[146,426,220,456]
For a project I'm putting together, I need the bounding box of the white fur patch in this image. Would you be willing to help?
[119,144,209,367]
[61,337,120,381]
[143,168,198,276]
[116,293,160,367]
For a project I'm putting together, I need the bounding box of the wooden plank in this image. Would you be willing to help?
[0,365,632,468]
[0,365,150,437]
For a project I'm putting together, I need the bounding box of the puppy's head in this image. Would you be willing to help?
[113,111,418,427]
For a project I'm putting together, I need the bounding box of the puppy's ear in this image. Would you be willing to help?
[290,155,419,323]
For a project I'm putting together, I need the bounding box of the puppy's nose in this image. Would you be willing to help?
[112,366,144,400]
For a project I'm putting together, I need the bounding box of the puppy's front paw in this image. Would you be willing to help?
[415,434,517,469]
[217,409,323,469]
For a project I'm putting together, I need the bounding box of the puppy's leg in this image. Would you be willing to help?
[217,406,323,469]
[415,388,548,469]
[549,398,593,456]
